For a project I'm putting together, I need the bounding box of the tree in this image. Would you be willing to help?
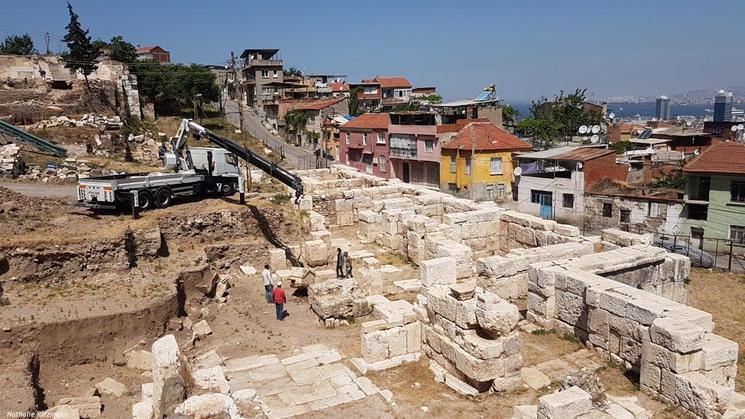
[284,110,309,145]
[131,60,220,115]
[418,94,443,104]
[517,88,602,148]
[61,2,101,90]
[349,86,364,116]
[0,34,36,55]
[284,67,302,77]
[501,105,519,126]
[109,36,137,63]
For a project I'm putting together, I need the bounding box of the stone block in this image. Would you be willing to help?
[457,329,505,360]
[192,366,230,394]
[362,330,389,363]
[269,248,288,270]
[514,405,538,419]
[151,334,186,418]
[521,367,551,391]
[454,297,478,329]
[126,350,154,371]
[701,334,739,371]
[95,377,127,397]
[405,322,422,353]
[537,386,593,419]
[303,240,329,267]
[650,317,705,354]
[555,290,586,326]
[387,327,408,357]
[675,371,733,418]
[420,257,457,287]
[475,293,520,337]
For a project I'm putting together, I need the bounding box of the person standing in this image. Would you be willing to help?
[343,251,353,278]
[273,281,286,321]
[335,248,344,278]
[262,264,274,304]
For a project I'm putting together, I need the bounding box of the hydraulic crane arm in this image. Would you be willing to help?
[172,119,304,201]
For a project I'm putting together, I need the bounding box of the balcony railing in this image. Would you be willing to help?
[247,59,283,67]
[390,147,417,159]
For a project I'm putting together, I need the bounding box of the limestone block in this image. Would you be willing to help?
[387,327,408,357]
[311,230,331,244]
[174,393,241,419]
[537,386,593,419]
[674,372,733,418]
[420,257,457,287]
[642,339,702,373]
[269,248,288,270]
[362,257,380,270]
[362,330,389,363]
[309,278,371,320]
[151,334,186,418]
[475,293,520,338]
[132,402,154,419]
[555,290,586,327]
[639,361,661,393]
[454,297,478,329]
[650,317,705,354]
[553,223,580,237]
[303,239,329,267]
[456,329,505,360]
[514,405,539,419]
[701,334,739,370]
[454,345,505,382]
[126,350,154,371]
[405,321,422,353]
[95,377,127,397]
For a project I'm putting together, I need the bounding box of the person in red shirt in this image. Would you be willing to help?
[273,281,286,320]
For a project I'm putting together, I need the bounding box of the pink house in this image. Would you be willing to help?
[338,113,392,178]
[388,112,440,187]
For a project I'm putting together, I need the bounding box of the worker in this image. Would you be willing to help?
[273,281,286,321]
[335,248,344,278]
[261,264,274,304]
[343,251,353,278]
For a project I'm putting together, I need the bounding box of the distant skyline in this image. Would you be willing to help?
[2,0,744,102]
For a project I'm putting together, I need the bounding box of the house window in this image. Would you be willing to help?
[425,140,434,152]
[273,70,278,78]
[687,203,708,220]
[602,203,613,217]
[379,156,387,172]
[620,209,631,223]
[497,183,505,200]
[562,193,574,208]
[345,133,350,145]
[730,225,745,244]
[531,190,552,204]
[376,133,386,145]
[490,157,503,175]
[731,181,745,203]
[465,158,472,175]
[448,183,458,192]
[261,70,269,78]
[449,156,456,173]
[362,133,367,145]
[485,184,494,198]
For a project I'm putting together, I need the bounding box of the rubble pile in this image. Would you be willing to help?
[31,114,123,130]
[19,156,114,183]
[0,144,23,177]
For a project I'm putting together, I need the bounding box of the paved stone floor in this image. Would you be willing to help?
[220,344,385,418]
[519,346,601,391]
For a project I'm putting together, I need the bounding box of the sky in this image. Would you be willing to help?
[3,0,744,102]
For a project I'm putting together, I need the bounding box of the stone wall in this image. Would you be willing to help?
[526,258,741,418]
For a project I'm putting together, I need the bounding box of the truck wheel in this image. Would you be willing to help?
[154,188,172,208]
[138,190,153,210]
[220,183,234,196]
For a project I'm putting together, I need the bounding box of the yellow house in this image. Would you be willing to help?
[439,121,532,202]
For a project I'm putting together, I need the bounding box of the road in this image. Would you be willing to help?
[0,181,77,200]
[224,100,313,169]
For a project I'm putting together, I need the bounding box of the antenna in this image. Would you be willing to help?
[591,125,601,134]
[513,167,523,176]
[578,125,588,134]
[590,134,600,143]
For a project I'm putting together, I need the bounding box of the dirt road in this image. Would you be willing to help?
[0,181,77,200]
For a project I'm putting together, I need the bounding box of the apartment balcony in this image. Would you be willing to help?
[390,147,417,159]
[247,58,283,67]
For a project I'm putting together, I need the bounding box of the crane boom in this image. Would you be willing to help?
[174,119,304,201]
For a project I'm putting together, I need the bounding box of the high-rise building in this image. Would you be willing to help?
[655,95,671,120]
[714,89,733,122]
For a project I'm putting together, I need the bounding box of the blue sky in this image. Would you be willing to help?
[3,0,744,102]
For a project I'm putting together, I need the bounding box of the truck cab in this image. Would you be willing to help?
[188,148,241,176]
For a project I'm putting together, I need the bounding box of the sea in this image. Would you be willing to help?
[510,102,714,120]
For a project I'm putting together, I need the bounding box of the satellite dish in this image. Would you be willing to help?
[590,134,600,143]
[739,124,744,131]
[731,125,738,132]
[579,125,588,134]
[608,112,616,119]
[591,125,601,134]
[513,167,523,176]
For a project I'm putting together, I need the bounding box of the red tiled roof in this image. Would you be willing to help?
[341,113,390,130]
[442,122,532,151]
[361,76,412,89]
[284,98,345,112]
[329,82,349,92]
[683,141,745,175]
[136,46,167,53]
[437,118,489,134]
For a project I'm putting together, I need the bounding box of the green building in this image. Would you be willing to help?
[683,142,745,249]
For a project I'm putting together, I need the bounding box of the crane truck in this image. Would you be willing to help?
[77,119,304,210]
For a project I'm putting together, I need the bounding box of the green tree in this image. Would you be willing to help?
[418,94,442,104]
[349,86,364,116]
[131,60,219,115]
[284,67,303,77]
[285,110,309,144]
[501,105,520,126]
[0,34,36,55]
[518,88,602,148]
[109,36,137,63]
[61,2,101,91]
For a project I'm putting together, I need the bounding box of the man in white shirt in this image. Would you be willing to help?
[262,264,274,304]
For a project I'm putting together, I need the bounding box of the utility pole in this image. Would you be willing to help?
[44,32,50,55]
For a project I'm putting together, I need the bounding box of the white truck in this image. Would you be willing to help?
[78,119,304,210]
